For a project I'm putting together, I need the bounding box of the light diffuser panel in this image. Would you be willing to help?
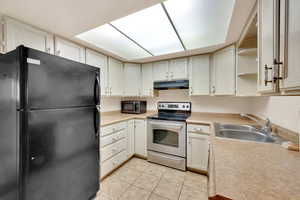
[76,24,151,60]
[111,4,184,56]
[163,0,236,49]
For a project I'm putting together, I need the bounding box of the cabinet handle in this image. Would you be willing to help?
[264,64,273,86]
[212,86,216,94]
[190,87,193,95]
[273,59,283,82]
[46,48,51,53]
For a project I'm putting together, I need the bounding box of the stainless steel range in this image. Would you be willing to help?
[147,102,191,171]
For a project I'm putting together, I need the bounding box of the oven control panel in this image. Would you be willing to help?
[158,102,191,111]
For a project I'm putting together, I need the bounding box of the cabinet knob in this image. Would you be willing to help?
[56,50,61,55]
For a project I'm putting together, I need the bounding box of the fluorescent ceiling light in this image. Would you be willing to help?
[111,4,184,56]
[76,24,151,60]
[164,0,236,49]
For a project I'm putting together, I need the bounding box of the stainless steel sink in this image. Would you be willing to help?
[215,124,284,144]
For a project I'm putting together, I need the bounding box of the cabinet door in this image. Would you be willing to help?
[258,0,277,93]
[189,55,210,95]
[108,57,124,96]
[280,0,300,91]
[213,46,236,95]
[86,49,108,96]
[187,132,209,171]
[55,37,85,63]
[4,17,54,54]
[153,61,169,81]
[127,120,135,158]
[134,120,147,157]
[141,63,154,96]
[169,58,188,80]
[124,63,141,96]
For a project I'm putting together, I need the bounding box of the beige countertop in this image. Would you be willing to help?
[101,111,156,126]
[100,111,300,199]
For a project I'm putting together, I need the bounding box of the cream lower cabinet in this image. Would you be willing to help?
[2,17,54,54]
[187,124,210,172]
[189,55,210,96]
[127,120,135,158]
[134,119,147,157]
[100,122,128,178]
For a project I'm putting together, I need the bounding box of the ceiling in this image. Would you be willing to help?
[0,0,256,63]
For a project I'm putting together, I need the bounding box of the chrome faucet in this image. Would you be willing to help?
[240,114,272,135]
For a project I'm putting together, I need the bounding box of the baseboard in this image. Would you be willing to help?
[187,167,208,176]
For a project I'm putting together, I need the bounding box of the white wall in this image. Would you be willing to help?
[250,96,300,133]
[100,96,121,112]
[121,90,252,113]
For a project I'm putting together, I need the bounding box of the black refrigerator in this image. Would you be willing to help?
[0,46,100,200]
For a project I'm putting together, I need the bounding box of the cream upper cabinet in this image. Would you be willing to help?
[108,57,124,96]
[212,45,236,95]
[134,119,147,157]
[153,61,169,81]
[258,0,277,93]
[141,63,154,97]
[54,37,85,63]
[189,55,210,96]
[279,0,300,92]
[2,17,54,54]
[168,58,188,80]
[85,49,108,96]
[124,63,141,97]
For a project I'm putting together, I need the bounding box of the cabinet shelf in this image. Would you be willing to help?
[238,48,257,56]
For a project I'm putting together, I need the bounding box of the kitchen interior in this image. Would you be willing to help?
[0,0,300,200]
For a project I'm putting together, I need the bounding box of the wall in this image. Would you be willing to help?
[120,90,252,113]
[250,96,300,133]
[100,96,122,112]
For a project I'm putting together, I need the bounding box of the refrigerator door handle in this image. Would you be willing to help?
[94,72,100,105]
[93,108,100,139]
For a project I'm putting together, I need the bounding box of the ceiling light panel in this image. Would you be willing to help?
[111,4,184,56]
[164,0,236,49]
[76,24,151,60]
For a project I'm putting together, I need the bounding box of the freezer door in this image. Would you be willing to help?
[0,51,19,200]
[24,107,99,200]
[26,48,100,109]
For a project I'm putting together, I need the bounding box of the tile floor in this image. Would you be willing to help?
[96,158,208,200]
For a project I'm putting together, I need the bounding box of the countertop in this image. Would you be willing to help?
[100,111,300,199]
[101,111,156,126]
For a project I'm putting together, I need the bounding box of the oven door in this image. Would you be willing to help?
[147,120,186,157]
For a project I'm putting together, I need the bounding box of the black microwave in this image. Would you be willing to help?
[121,101,147,114]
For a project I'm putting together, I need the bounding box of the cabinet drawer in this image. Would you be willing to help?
[187,124,210,134]
[101,150,127,178]
[100,129,126,148]
[101,138,126,162]
[101,122,127,136]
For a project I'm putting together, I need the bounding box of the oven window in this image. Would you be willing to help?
[153,129,179,147]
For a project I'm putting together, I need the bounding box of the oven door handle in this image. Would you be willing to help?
[149,121,184,131]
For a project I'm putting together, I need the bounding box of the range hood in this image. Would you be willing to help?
[154,80,189,90]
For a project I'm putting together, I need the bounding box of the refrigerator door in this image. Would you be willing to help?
[0,51,19,200]
[25,48,100,109]
[24,107,99,200]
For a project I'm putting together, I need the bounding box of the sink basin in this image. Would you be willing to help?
[215,124,282,144]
